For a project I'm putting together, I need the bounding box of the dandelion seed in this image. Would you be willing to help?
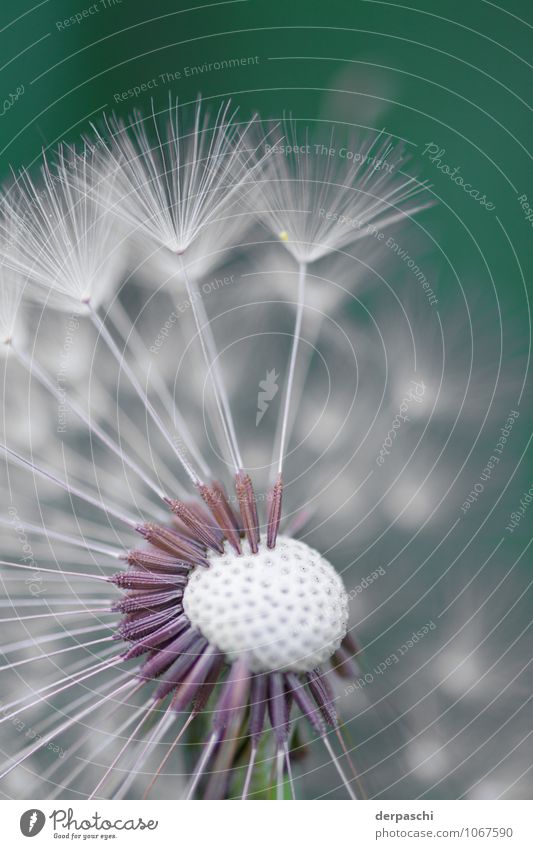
[0,145,124,313]
[94,96,259,256]
[241,120,432,512]
[250,119,431,264]
[91,97,273,477]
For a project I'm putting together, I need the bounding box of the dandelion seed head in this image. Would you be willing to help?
[135,210,254,292]
[96,97,256,257]
[0,94,449,801]
[0,145,124,313]
[249,119,432,264]
[183,535,348,673]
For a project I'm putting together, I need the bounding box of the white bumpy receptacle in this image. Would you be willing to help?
[183,535,348,673]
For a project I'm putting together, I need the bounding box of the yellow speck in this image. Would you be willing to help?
[278,230,289,242]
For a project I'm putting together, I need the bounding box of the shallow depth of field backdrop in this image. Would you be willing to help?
[0,0,531,800]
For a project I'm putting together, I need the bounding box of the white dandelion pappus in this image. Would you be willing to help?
[0,145,124,314]
[132,209,256,294]
[250,119,432,265]
[94,97,260,256]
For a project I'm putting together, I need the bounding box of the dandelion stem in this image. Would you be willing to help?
[108,299,211,480]
[335,725,367,799]
[270,292,322,476]
[322,734,357,800]
[45,680,145,799]
[115,708,176,799]
[0,635,114,672]
[0,442,139,529]
[1,623,113,655]
[277,260,306,474]
[0,607,114,624]
[37,672,134,741]
[93,376,184,499]
[178,255,243,472]
[0,558,113,581]
[185,731,219,799]
[0,654,126,730]
[9,342,168,501]
[0,678,137,782]
[89,306,201,487]
[284,742,296,799]
[0,518,122,560]
[276,747,285,800]
[242,744,257,799]
[88,698,156,799]
[143,710,196,799]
